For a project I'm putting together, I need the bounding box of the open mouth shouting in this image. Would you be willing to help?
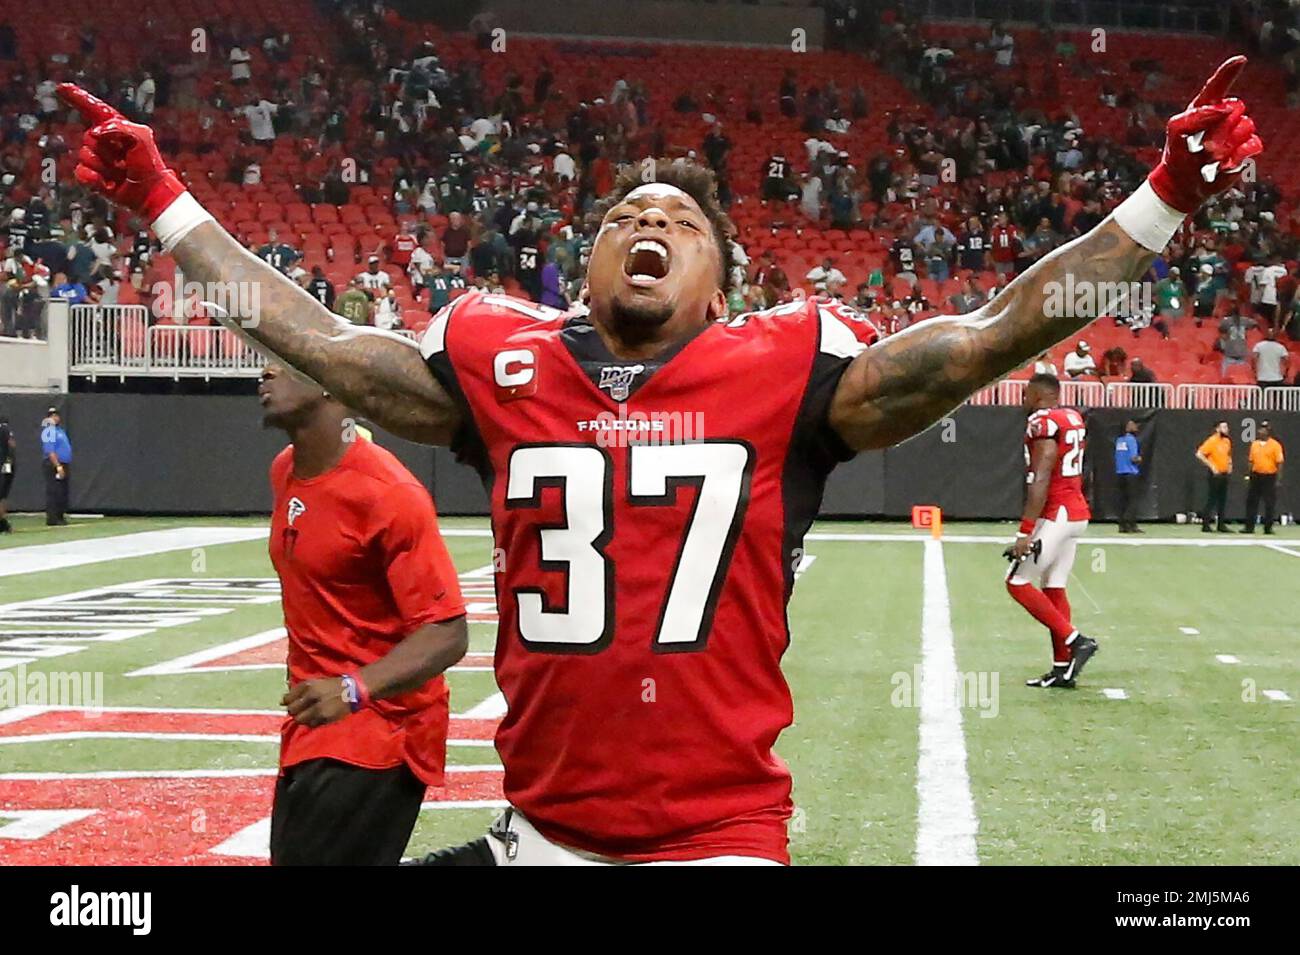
[623,237,672,287]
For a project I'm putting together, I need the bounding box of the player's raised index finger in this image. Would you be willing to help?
[1190,56,1247,108]
[56,83,122,124]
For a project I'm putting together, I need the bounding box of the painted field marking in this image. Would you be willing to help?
[0,527,269,577]
[1265,543,1300,558]
[461,691,507,720]
[1215,654,1239,664]
[914,539,978,867]
[0,808,98,840]
[1180,627,1200,635]
[1101,688,1129,701]
[211,796,510,859]
[126,628,286,678]
[1262,690,1292,702]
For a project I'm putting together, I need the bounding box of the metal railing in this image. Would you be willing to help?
[64,308,1300,408]
[69,305,419,380]
[1172,384,1300,413]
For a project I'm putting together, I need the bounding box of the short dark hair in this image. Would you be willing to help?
[1028,372,1060,392]
[588,158,736,292]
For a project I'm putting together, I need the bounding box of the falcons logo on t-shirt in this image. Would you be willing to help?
[287,496,307,526]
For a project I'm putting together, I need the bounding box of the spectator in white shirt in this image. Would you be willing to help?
[1252,327,1290,387]
[356,256,391,291]
[806,257,847,294]
[1063,340,1098,378]
[552,144,576,182]
[135,73,156,115]
[1246,261,1287,323]
[230,46,253,84]
[239,98,279,143]
[374,288,403,329]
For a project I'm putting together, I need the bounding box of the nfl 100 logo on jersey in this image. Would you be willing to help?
[597,364,645,402]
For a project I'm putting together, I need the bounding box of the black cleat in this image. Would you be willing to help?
[1026,665,1075,689]
[1065,635,1099,682]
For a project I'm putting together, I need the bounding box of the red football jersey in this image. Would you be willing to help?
[390,233,418,267]
[268,437,466,785]
[421,291,866,863]
[1024,406,1091,521]
[990,224,1021,263]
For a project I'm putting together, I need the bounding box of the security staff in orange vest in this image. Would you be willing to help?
[1243,421,1284,535]
[1195,421,1233,533]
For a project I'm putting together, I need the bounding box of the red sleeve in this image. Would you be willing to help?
[1026,412,1059,441]
[371,481,466,631]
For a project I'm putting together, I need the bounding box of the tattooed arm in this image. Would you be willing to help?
[829,219,1155,451]
[173,222,460,445]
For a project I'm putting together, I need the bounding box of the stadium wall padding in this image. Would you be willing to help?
[1,393,1296,522]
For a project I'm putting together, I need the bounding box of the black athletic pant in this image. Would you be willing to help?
[1244,472,1278,531]
[1117,473,1140,530]
[43,460,68,525]
[1204,472,1229,530]
[270,758,426,866]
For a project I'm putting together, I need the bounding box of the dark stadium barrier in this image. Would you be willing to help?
[0,392,1295,522]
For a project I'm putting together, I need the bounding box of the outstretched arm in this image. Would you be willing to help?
[830,57,1262,452]
[831,219,1154,450]
[171,222,458,444]
[58,84,460,445]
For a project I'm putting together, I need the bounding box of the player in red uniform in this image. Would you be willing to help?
[1005,373,1099,689]
[260,363,468,864]
[58,57,1260,863]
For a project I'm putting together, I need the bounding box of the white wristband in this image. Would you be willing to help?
[1111,180,1187,253]
[151,192,215,253]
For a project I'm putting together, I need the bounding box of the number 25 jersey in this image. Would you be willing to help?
[421,291,872,862]
[1024,406,1091,522]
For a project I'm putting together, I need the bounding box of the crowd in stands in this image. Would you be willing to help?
[0,0,1297,389]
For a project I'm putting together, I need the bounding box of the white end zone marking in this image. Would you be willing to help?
[126,628,286,677]
[914,539,978,866]
[1215,654,1239,664]
[0,808,98,840]
[212,799,511,859]
[460,691,507,720]
[1101,688,1128,700]
[794,554,817,579]
[1262,690,1292,702]
[1266,543,1300,558]
[209,818,270,858]
[1180,627,1201,635]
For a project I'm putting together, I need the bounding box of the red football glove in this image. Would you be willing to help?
[1148,56,1263,214]
[57,83,187,222]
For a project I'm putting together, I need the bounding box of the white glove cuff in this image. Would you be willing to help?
[1112,180,1187,253]
[151,192,215,253]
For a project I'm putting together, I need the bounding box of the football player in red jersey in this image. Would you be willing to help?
[260,364,468,864]
[1005,373,1099,689]
[59,57,1261,864]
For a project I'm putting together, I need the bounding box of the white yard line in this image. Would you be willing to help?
[1215,654,1239,664]
[805,532,1294,547]
[0,526,269,577]
[0,731,490,747]
[914,539,978,867]
[1265,543,1300,559]
[1262,690,1292,702]
[1101,688,1129,700]
[1180,627,1201,635]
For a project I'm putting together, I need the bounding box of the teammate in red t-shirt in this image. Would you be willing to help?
[260,363,468,865]
[1004,373,1099,688]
